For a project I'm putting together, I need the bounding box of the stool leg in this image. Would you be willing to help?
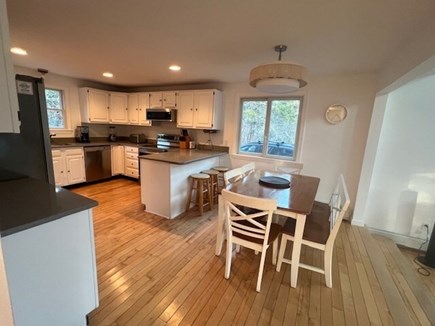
[198,179,204,215]
[185,178,194,212]
[209,177,214,209]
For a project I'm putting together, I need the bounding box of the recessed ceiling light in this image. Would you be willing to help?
[10,47,28,55]
[102,72,113,78]
[169,65,181,71]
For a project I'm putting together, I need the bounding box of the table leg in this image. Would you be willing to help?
[215,195,224,256]
[290,213,307,288]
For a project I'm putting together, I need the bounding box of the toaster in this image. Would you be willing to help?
[129,133,147,144]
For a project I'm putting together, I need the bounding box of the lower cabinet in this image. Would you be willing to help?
[124,146,139,179]
[111,145,125,175]
[52,148,86,186]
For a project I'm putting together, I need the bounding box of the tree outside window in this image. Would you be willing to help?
[238,97,302,160]
[45,88,65,129]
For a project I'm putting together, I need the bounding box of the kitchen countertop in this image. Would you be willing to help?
[0,177,98,237]
[51,140,145,148]
[139,148,227,164]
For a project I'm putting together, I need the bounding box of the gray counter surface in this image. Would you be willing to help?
[0,178,98,237]
[139,148,227,164]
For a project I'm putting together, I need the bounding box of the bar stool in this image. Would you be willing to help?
[201,169,220,207]
[212,166,230,193]
[186,173,212,215]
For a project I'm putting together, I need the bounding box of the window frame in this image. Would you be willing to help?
[237,96,304,161]
[44,85,70,132]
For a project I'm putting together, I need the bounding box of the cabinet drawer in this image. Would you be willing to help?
[125,152,138,160]
[125,158,138,169]
[125,167,139,178]
[124,146,138,154]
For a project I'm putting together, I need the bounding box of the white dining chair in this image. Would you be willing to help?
[241,162,255,176]
[223,167,243,187]
[276,174,350,287]
[221,189,281,292]
[273,160,303,174]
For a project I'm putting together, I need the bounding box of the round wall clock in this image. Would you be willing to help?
[325,104,347,124]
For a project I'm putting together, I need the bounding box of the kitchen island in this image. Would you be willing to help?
[140,148,228,219]
[0,176,99,326]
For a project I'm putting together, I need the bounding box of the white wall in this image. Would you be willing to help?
[221,73,377,211]
[356,74,435,246]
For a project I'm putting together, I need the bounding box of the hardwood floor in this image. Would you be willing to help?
[71,178,435,325]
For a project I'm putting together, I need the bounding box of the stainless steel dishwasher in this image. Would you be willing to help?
[84,146,112,182]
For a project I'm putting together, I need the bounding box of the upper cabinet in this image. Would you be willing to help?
[177,89,222,130]
[149,91,177,108]
[109,92,128,124]
[0,0,20,133]
[80,88,129,124]
[80,88,109,123]
[127,92,152,126]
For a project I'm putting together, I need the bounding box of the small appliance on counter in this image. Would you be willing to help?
[129,133,147,144]
[75,125,90,143]
[108,126,117,142]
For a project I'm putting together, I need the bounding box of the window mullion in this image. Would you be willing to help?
[263,99,272,157]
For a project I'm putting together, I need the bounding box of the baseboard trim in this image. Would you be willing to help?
[367,227,428,250]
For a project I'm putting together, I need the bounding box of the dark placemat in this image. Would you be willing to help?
[259,176,290,189]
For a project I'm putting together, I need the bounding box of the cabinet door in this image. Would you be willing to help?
[88,89,109,122]
[52,151,65,186]
[176,91,195,128]
[193,90,215,128]
[65,153,85,185]
[111,145,124,175]
[149,92,162,108]
[138,93,152,126]
[0,0,20,133]
[163,92,177,107]
[127,94,139,124]
[109,92,128,123]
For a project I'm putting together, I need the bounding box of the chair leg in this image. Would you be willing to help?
[256,250,267,292]
[324,247,333,288]
[225,234,232,279]
[276,235,288,272]
[272,240,278,265]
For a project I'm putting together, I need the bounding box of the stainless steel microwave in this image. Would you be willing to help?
[146,108,176,122]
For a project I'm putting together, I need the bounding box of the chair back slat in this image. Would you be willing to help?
[241,162,255,176]
[273,161,303,174]
[223,167,243,186]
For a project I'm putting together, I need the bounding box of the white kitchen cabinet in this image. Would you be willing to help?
[111,145,124,175]
[0,0,20,133]
[149,91,177,108]
[124,146,139,179]
[127,92,152,126]
[109,92,128,124]
[52,148,86,186]
[80,88,130,124]
[177,89,222,129]
[80,88,110,123]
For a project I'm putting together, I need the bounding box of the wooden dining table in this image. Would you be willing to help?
[215,169,320,288]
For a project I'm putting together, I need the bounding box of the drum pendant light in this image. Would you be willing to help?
[249,45,307,93]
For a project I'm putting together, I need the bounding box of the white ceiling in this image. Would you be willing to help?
[6,0,435,87]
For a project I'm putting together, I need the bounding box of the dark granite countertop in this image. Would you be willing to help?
[50,140,144,148]
[139,148,228,164]
[0,178,98,237]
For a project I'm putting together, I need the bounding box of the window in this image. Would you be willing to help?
[238,97,302,160]
[45,88,66,129]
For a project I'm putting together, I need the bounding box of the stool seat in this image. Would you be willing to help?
[202,169,220,175]
[213,166,230,172]
[191,173,210,179]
